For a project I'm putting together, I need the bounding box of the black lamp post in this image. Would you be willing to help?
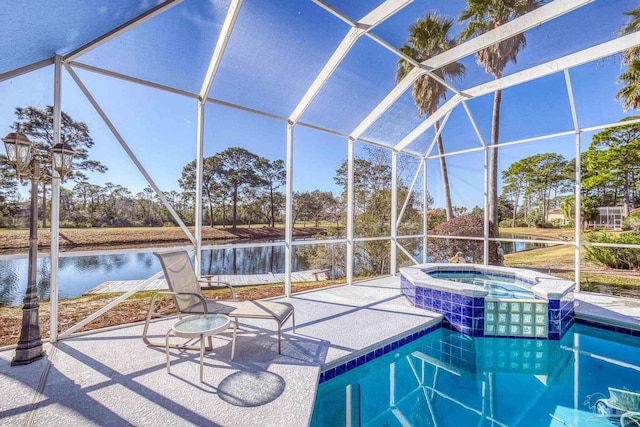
[2,132,74,366]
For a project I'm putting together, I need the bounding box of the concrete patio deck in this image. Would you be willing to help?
[1,277,639,427]
[0,277,439,427]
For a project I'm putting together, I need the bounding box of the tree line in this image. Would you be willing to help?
[0,107,350,229]
[500,120,640,227]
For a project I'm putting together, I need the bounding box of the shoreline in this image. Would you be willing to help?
[0,225,335,254]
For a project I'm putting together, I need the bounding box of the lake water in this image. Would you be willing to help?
[498,233,554,253]
[0,244,314,307]
[0,234,554,307]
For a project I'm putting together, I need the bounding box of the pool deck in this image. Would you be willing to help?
[1,277,639,427]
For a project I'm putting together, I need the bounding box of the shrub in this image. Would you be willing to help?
[427,213,500,264]
[550,218,565,228]
[427,209,447,230]
[622,211,640,232]
[561,220,575,228]
[513,218,528,227]
[585,232,640,269]
[535,222,556,229]
[525,208,544,228]
[498,219,513,228]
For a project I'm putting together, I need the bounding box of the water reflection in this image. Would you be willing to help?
[0,244,311,307]
[200,246,308,275]
[0,237,550,307]
[498,233,553,254]
[0,261,20,307]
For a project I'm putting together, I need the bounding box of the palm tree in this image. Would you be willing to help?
[617,8,640,110]
[616,60,640,111]
[396,12,465,221]
[621,7,640,65]
[459,0,542,237]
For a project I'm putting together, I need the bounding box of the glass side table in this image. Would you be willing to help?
[165,314,236,382]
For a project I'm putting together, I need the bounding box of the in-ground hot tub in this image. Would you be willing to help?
[400,264,575,340]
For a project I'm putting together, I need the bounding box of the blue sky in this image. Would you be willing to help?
[0,0,636,210]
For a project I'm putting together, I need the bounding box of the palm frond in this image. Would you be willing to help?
[397,12,466,117]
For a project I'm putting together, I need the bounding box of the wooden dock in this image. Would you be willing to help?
[87,269,329,294]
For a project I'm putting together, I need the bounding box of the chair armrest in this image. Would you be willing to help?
[199,276,237,299]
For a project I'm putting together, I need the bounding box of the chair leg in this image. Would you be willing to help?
[165,329,172,374]
[277,323,282,354]
[291,311,295,334]
[143,294,161,347]
[231,321,237,361]
[199,334,205,383]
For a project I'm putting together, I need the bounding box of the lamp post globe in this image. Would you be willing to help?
[2,132,33,180]
[51,142,75,181]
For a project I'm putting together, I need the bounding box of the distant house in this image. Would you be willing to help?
[547,207,567,225]
[586,206,625,230]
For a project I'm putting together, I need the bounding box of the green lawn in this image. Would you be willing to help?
[505,238,640,293]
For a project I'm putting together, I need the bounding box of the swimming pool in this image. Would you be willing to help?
[311,325,640,426]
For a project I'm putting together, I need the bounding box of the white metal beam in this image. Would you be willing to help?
[566,68,581,291]
[398,96,462,153]
[396,159,423,228]
[0,57,53,83]
[391,151,398,275]
[284,123,295,297]
[483,147,489,265]
[424,110,452,158]
[199,0,244,100]
[72,61,199,99]
[422,160,427,263]
[50,55,62,343]
[462,101,487,148]
[346,138,355,284]
[351,0,592,140]
[465,32,640,100]
[59,269,166,339]
[400,31,640,154]
[574,131,581,291]
[289,0,412,124]
[312,0,354,26]
[365,32,465,97]
[313,0,464,97]
[428,130,576,160]
[581,116,640,133]
[65,65,196,244]
[194,101,205,275]
[63,0,184,62]
[351,65,423,140]
[396,240,420,266]
[289,28,359,124]
[69,61,423,156]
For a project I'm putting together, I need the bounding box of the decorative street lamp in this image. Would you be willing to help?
[2,132,75,366]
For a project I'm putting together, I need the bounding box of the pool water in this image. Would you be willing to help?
[311,325,640,427]
[428,271,535,299]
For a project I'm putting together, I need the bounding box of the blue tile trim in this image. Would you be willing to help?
[318,323,441,384]
[575,318,640,337]
[403,272,574,341]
